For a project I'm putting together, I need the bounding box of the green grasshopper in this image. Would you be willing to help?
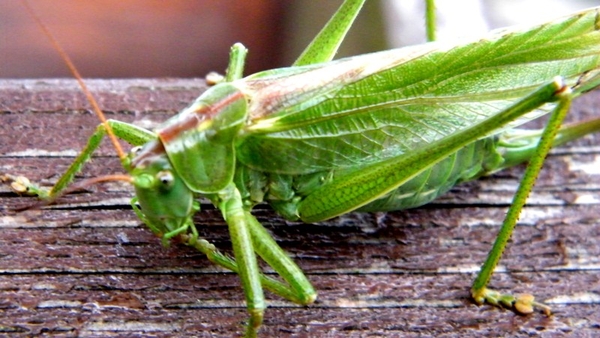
[5,0,600,336]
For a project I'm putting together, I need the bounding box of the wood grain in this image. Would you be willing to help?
[1,79,599,337]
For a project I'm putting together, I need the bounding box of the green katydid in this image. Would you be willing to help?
[4,0,600,336]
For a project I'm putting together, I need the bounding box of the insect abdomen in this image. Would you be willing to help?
[240,136,505,220]
[357,137,503,212]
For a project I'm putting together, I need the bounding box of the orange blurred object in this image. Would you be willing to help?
[1,1,286,78]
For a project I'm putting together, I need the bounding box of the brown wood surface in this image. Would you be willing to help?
[1,79,599,337]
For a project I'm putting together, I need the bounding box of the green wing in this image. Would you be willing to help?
[235,8,600,175]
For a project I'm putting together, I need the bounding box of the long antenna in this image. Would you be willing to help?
[21,0,126,160]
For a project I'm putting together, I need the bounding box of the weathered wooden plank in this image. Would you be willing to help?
[1,79,599,337]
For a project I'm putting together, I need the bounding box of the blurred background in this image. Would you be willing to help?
[1,0,597,79]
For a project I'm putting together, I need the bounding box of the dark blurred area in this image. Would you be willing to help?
[0,0,386,79]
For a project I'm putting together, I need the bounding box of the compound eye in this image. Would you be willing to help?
[156,170,174,187]
[130,146,142,156]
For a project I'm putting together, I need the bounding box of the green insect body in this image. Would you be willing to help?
[8,0,600,336]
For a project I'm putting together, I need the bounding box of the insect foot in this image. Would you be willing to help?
[1,174,50,199]
[472,287,552,316]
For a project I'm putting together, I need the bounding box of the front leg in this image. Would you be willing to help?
[2,120,154,200]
